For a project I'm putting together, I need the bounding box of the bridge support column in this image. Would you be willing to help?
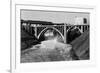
[34,24,37,37]
[81,25,83,33]
[64,23,67,43]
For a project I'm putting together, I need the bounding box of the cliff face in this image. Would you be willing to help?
[70,30,89,60]
[21,28,39,50]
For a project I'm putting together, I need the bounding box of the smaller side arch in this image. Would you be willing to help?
[67,26,83,33]
[67,26,82,43]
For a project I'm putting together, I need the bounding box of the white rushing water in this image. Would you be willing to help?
[40,37,72,53]
[30,36,72,54]
[41,38,57,49]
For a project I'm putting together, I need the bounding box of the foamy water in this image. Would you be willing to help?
[41,38,58,49]
[30,37,72,54]
[40,37,72,52]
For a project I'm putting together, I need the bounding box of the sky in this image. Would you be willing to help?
[21,10,89,24]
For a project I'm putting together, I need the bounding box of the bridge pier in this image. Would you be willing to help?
[64,23,67,43]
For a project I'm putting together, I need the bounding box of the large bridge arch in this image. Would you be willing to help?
[37,27,64,41]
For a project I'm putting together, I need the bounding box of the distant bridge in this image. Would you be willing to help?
[21,20,89,43]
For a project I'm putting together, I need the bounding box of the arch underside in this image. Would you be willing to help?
[37,27,65,41]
